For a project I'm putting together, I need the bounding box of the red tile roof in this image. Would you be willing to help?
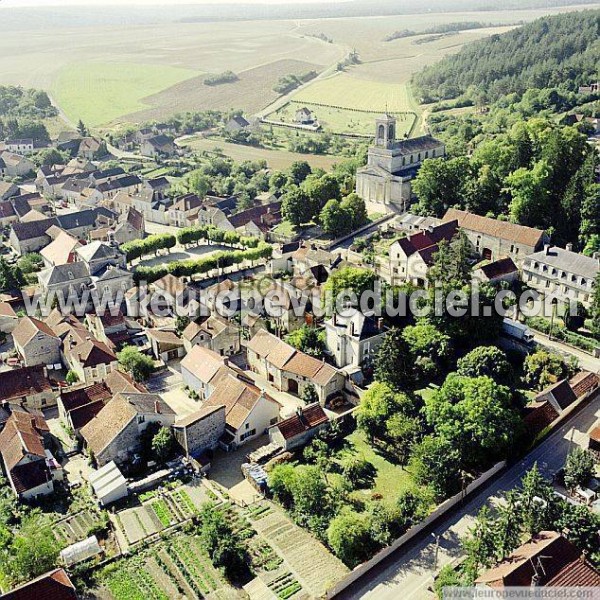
[547,558,600,587]
[2,568,77,600]
[0,366,52,402]
[275,404,329,440]
[569,371,599,399]
[60,383,111,412]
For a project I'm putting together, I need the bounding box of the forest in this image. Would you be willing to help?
[413,10,600,103]
[0,85,57,142]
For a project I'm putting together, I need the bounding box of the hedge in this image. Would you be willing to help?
[134,243,272,284]
[525,316,599,354]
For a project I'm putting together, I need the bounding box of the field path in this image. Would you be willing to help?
[47,92,78,131]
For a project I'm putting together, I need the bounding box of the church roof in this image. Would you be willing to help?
[390,135,444,155]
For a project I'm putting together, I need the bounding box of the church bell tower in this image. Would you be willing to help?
[375,113,396,149]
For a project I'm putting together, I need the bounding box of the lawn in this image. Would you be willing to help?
[268,100,416,137]
[51,62,199,127]
[182,135,341,171]
[293,74,417,114]
[343,430,416,501]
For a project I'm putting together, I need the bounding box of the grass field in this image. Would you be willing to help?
[343,430,416,501]
[182,135,343,170]
[269,100,416,137]
[52,62,198,127]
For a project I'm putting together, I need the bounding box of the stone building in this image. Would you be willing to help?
[172,405,226,457]
[442,208,548,264]
[355,115,445,213]
[13,316,62,367]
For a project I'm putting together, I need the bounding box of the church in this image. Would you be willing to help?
[355,114,445,213]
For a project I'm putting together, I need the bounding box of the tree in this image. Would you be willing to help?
[117,346,154,381]
[341,193,368,230]
[35,148,66,167]
[0,258,25,292]
[186,169,211,197]
[356,382,419,442]
[517,463,555,535]
[563,301,587,332]
[288,160,312,185]
[65,370,79,384]
[402,322,452,382]
[268,464,296,508]
[425,374,520,468]
[410,435,461,500]
[457,346,513,383]
[285,325,325,358]
[17,253,43,275]
[281,187,312,226]
[523,349,576,390]
[3,512,59,586]
[319,199,351,237]
[76,119,88,137]
[461,506,497,583]
[327,511,374,567]
[340,455,376,489]
[151,426,174,463]
[396,489,430,528]
[373,328,415,391]
[303,173,341,213]
[323,266,377,306]
[563,448,594,491]
[301,383,319,404]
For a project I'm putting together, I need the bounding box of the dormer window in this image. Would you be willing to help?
[68,271,74,280]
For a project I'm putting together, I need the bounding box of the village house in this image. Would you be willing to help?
[295,107,315,125]
[0,411,55,500]
[1,568,77,600]
[181,346,230,400]
[200,366,281,450]
[110,188,172,226]
[227,201,282,239]
[147,329,185,362]
[522,244,599,307]
[58,382,112,436]
[172,405,226,458]
[0,181,20,203]
[268,403,329,451]
[80,393,176,467]
[225,115,250,132]
[472,256,519,285]
[442,208,549,264]
[182,314,241,356]
[86,174,143,205]
[0,200,18,227]
[386,219,458,285]
[168,193,203,227]
[0,151,35,177]
[356,115,445,213]
[4,138,34,154]
[0,365,57,409]
[62,333,119,384]
[246,329,346,404]
[40,230,82,268]
[78,137,106,160]
[475,531,600,589]
[290,243,340,276]
[140,135,175,158]
[85,311,130,350]
[0,301,18,333]
[324,312,386,369]
[13,316,62,367]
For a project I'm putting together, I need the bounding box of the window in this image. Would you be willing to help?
[240,429,256,441]
[270,417,278,425]
[245,423,250,430]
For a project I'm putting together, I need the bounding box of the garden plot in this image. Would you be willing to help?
[250,506,349,598]
[54,510,105,545]
[101,534,236,600]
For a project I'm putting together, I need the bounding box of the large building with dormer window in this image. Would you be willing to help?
[355,115,445,213]
[522,245,599,308]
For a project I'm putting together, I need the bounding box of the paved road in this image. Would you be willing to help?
[532,330,600,374]
[340,396,600,600]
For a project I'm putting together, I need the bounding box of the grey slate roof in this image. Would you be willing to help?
[390,135,444,155]
[38,262,91,287]
[526,247,599,281]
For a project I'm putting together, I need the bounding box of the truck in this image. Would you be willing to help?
[502,318,535,346]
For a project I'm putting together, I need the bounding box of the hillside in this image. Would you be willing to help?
[413,9,600,102]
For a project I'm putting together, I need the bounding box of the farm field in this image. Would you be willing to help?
[268,100,416,137]
[182,135,343,171]
[51,62,198,127]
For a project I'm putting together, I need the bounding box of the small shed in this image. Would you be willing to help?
[89,461,128,506]
[60,535,102,566]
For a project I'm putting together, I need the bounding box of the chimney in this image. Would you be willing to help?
[544,244,551,256]
[154,399,161,414]
[565,243,573,252]
[377,318,383,331]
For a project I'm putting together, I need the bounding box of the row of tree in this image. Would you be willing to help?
[121,233,176,262]
[176,225,259,249]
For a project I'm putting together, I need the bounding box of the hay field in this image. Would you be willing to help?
[128,59,321,124]
[52,62,198,127]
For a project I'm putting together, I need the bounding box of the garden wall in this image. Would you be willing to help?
[325,460,506,599]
